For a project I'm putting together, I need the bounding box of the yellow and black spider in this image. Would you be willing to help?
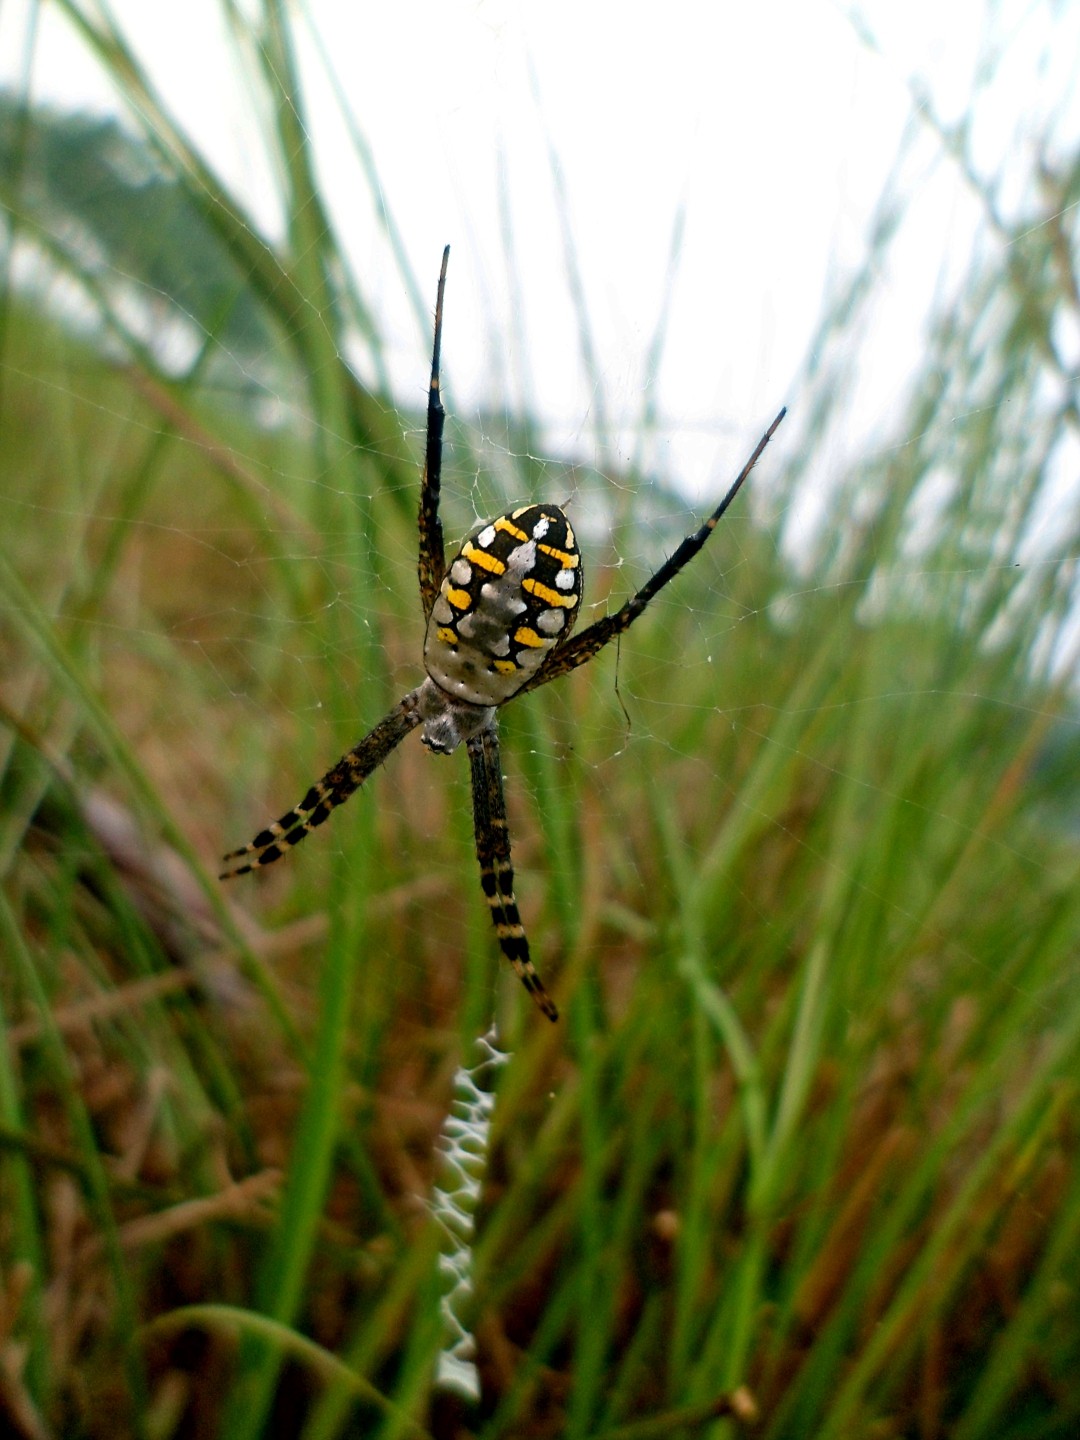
[221,248,785,1021]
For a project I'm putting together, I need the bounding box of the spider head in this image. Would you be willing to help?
[416,678,493,756]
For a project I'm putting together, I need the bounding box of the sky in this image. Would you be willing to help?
[2,0,1078,501]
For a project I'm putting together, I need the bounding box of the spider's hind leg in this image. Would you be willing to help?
[418,246,450,621]
[521,407,786,693]
[467,722,558,1022]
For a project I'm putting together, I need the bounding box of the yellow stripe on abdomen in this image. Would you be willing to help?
[523,577,579,608]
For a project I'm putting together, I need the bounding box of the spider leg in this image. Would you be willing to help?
[523,407,786,691]
[467,721,559,1022]
[220,692,423,878]
[418,245,450,621]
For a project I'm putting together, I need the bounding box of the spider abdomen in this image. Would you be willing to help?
[424,504,583,706]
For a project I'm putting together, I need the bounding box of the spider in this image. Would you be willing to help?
[221,247,785,1021]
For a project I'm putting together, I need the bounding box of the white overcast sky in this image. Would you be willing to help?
[3,0,1079,497]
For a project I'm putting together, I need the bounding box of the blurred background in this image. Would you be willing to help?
[1,2,1079,1438]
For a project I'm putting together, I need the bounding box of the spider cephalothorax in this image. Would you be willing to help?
[221,247,784,1021]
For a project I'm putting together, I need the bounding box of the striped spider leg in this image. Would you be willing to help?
[219,698,424,877]
[467,723,558,1022]
[519,405,786,695]
[220,248,453,882]
[418,244,449,620]
[221,244,785,1022]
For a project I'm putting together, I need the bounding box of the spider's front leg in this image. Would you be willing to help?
[220,693,423,878]
[467,722,559,1022]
